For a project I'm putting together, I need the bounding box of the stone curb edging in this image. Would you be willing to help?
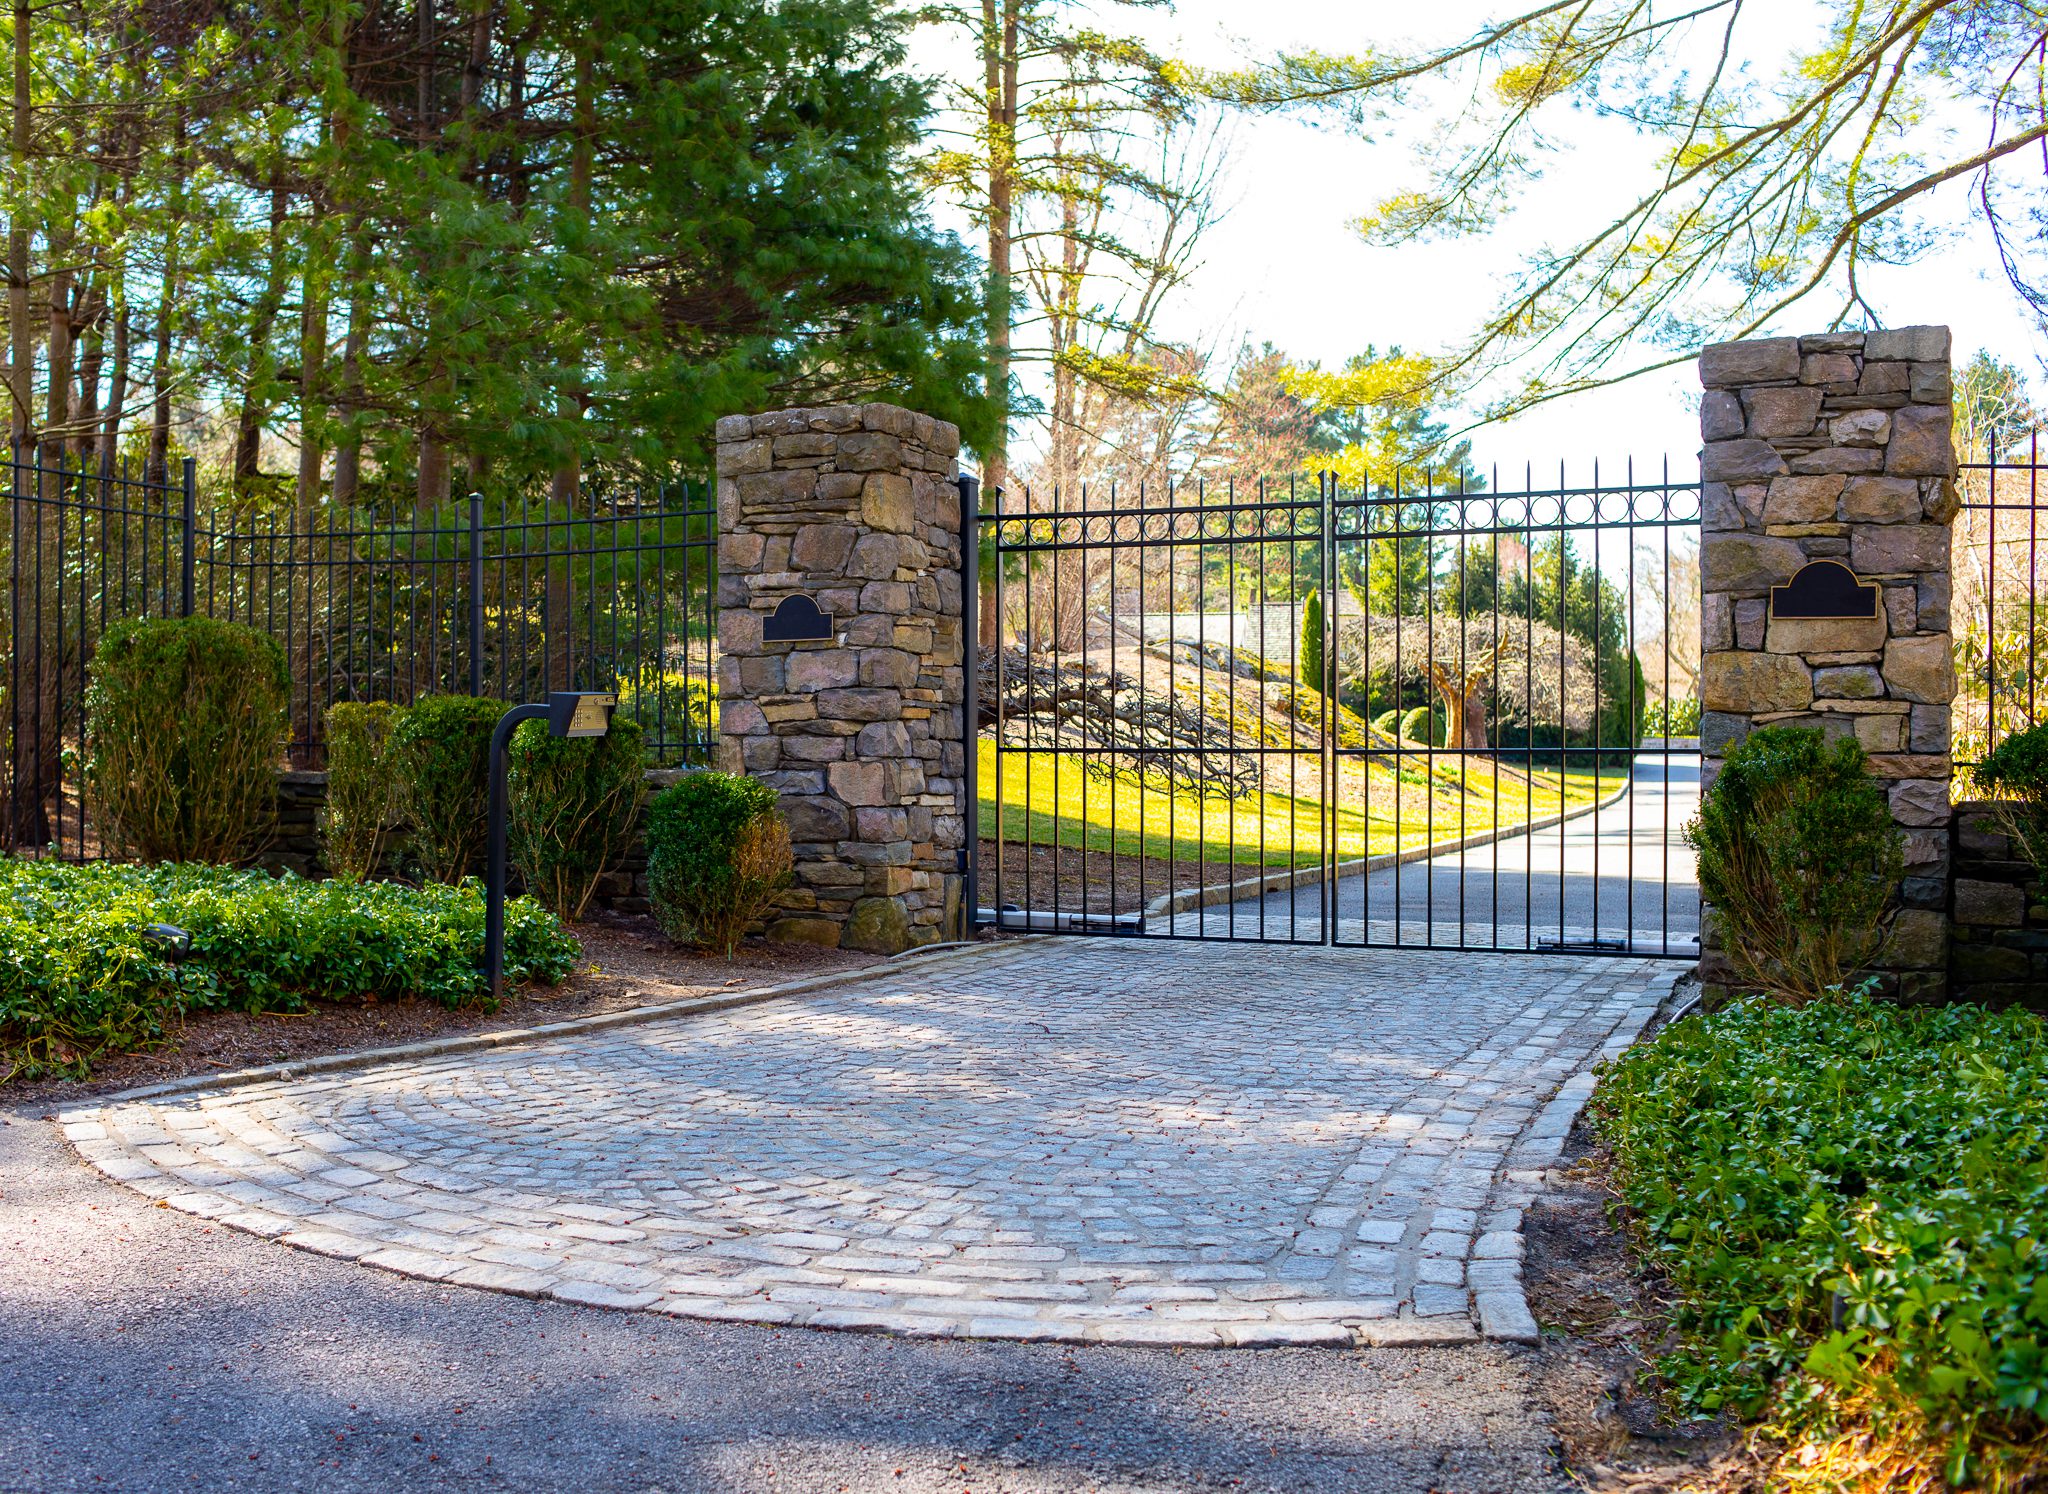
[1471,962,1687,1345]
[1142,771,1638,923]
[61,936,1038,1113]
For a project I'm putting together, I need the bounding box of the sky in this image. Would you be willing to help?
[916,0,2048,479]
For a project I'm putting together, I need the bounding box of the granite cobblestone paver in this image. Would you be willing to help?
[64,938,1677,1347]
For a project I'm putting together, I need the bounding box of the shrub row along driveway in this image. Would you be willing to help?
[61,939,1677,1349]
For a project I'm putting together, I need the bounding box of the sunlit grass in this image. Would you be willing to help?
[978,737,1620,868]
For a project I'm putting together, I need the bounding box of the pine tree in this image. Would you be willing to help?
[1299,588,1329,696]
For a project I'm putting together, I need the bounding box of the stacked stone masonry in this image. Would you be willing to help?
[713,403,967,954]
[1697,326,1957,1001]
[1948,802,2048,1011]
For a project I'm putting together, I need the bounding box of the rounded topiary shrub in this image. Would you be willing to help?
[389,694,506,884]
[645,771,792,957]
[84,616,290,863]
[1685,725,1904,1002]
[508,714,646,921]
[321,701,401,881]
[1399,705,1444,746]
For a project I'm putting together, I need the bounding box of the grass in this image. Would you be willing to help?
[978,736,1621,870]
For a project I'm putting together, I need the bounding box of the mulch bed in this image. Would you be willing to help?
[1519,982,1775,1493]
[4,914,887,1116]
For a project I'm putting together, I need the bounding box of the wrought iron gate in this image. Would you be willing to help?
[968,466,1702,957]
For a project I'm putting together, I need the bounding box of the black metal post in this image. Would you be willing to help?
[468,491,485,697]
[484,701,550,1000]
[179,457,197,617]
[956,472,980,937]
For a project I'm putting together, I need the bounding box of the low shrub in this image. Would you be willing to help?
[1371,708,1400,735]
[1973,722,2048,883]
[1398,704,1444,746]
[645,771,791,957]
[508,714,646,921]
[1592,988,2048,1489]
[321,702,402,881]
[0,859,579,1080]
[84,616,289,862]
[1686,726,1902,1002]
[390,694,505,883]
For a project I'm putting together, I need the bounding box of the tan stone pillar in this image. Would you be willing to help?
[1697,327,1957,1001]
[713,404,967,953]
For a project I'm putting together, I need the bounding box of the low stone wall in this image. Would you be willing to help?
[1948,801,2048,1010]
[252,767,689,915]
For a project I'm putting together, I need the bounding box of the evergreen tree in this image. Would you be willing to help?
[1299,588,1329,695]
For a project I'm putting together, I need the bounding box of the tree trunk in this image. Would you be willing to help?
[74,281,105,469]
[147,110,187,486]
[330,231,372,507]
[977,0,1014,650]
[234,180,290,492]
[100,291,129,479]
[1432,672,1489,752]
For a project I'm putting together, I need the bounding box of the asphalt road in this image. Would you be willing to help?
[5,1080,1573,1494]
[1193,756,1701,956]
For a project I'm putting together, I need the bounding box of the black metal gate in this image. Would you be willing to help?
[967,466,1702,958]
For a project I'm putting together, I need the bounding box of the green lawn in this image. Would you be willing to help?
[978,737,1621,869]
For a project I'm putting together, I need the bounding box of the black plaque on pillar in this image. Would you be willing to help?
[763,594,835,642]
[1769,560,1879,620]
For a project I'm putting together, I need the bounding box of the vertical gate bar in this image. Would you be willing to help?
[958,472,980,937]
[1662,460,1672,954]
[180,457,196,616]
[1556,461,1567,944]
[1625,460,1637,949]
[470,491,485,697]
[2032,429,2040,732]
[1284,479,1297,941]
[995,487,1007,924]
[1320,469,1335,944]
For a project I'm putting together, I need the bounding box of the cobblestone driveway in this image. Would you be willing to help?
[64,939,1677,1348]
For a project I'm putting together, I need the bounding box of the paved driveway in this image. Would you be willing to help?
[65,938,1678,1352]
[1213,756,1700,954]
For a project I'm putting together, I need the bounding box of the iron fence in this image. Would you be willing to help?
[977,463,1702,956]
[1957,432,2048,766]
[2,444,717,858]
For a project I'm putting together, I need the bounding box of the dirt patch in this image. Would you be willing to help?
[5,913,888,1116]
[1520,985,1775,1493]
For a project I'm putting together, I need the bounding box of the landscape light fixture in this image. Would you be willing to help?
[483,692,617,1000]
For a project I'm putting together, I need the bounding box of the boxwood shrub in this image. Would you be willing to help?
[84,616,289,863]
[1593,989,2048,1487]
[508,714,646,921]
[321,701,402,881]
[645,771,791,956]
[0,860,578,1080]
[390,694,505,883]
[1686,725,1902,1002]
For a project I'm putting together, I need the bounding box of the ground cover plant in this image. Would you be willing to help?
[1686,726,1902,1002]
[1592,988,2048,1490]
[0,860,577,1080]
[646,772,792,956]
[84,616,290,863]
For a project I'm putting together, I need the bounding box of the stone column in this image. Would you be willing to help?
[713,403,967,953]
[1697,327,1957,1001]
